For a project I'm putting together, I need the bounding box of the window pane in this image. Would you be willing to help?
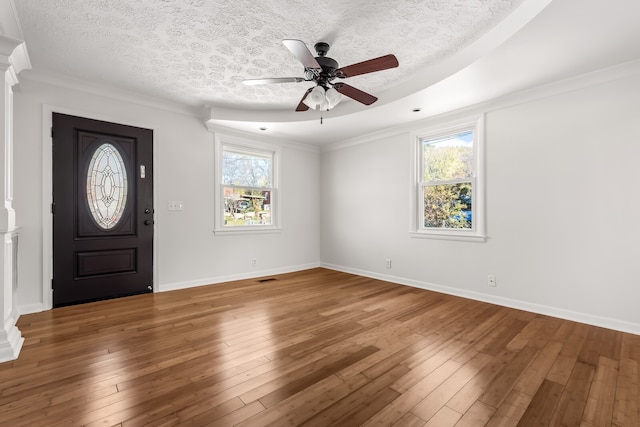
[223,187,271,226]
[423,130,473,181]
[222,148,272,187]
[423,182,472,229]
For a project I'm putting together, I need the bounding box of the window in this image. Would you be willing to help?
[410,116,485,242]
[214,135,279,233]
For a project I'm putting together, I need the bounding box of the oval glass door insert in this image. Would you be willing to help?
[86,143,128,229]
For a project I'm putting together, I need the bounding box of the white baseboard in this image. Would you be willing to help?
[159,262,321,293]
[320,263,640,336]
[18,303,44,315]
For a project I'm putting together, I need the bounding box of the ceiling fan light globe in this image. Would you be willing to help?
[326,87,342,109]
[302,99,323,111]
[308,86,326,105]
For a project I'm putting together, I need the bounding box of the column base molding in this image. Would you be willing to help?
[0,310,23,363]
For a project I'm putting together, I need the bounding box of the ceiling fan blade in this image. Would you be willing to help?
[333,83,378,105]
[336,54,399,78]
[243,77,305,86]
[282,39,321,70]
[295,88,313,111]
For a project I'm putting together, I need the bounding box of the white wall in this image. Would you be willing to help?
[11,64,640,336]
[13,78,320,312]
[320,70,640,333]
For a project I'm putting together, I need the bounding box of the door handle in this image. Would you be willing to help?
[144,220,153,226]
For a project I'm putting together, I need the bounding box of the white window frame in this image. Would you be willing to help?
[214,134,281,235]
[409,115,486,242]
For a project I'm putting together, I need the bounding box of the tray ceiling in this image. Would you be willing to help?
[14,0,525,111]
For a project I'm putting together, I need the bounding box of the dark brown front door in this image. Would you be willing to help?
[52,113,154,307]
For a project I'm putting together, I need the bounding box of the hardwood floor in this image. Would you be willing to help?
[1,268,638,426]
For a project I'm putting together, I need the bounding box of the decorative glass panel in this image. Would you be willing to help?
[86,143,128,229]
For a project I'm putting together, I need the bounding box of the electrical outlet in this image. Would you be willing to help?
[385,259,391,269]
[252,258,257,266]
[168,201,183,211]
[488,275,496,287]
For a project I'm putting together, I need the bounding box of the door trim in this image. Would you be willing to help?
[41,104,158,311]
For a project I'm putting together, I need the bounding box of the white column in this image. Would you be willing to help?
[0,34,30,363]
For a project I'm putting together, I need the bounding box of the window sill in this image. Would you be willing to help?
[409,231,486,243]
[214,226,282,236]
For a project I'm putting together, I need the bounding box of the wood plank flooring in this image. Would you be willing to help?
[1,268,639,426]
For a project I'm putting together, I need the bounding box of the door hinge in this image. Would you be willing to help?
[51,127,54,138]
[51,202,55,214]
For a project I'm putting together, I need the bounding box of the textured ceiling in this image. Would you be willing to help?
[14,0,524,111]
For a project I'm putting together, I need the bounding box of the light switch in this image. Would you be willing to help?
[168,201,183,211]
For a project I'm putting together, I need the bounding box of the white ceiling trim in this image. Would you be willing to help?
[21,69,203,118]
[322,58,640,152]
[0,0,24,40]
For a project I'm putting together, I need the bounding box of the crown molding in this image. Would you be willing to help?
[206,121,320,154]
[0,33,30,75]
[0,0,23,40]
[21,69,203,118]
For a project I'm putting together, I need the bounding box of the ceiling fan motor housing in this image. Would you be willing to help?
[309,56,339,86]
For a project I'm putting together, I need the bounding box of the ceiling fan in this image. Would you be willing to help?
[243,39,399,112]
